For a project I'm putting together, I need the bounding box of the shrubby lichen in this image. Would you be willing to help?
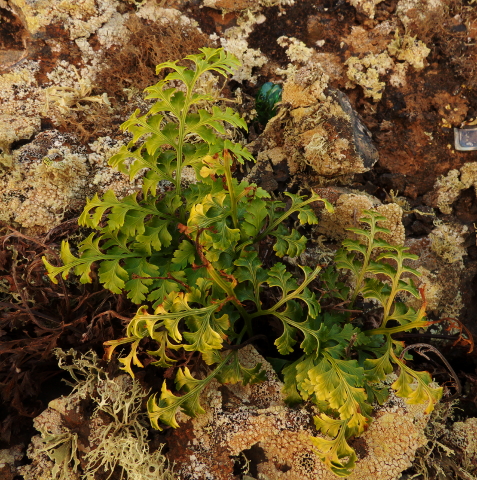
[20,349,176,480]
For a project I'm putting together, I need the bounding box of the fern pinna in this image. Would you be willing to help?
[43,48,442,477]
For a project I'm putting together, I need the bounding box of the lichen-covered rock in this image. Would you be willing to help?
[167,345,430,480]
[287,88,379,179]
[405,234,468,319]
[10,0,119,40]
[0,115,41,154]
[312,189,405,245]
[344,29,430,101]
[20,350,175,480]
[247,69,378,187]
[0,131,142,233]
[444,417,477,472]
[429,221,468,265]
[424,163,477,214]
[0,131,90,233]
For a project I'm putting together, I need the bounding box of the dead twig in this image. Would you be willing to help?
[399,343,462,401]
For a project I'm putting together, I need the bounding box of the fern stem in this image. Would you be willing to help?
[255,195,321,244]
[206,264,254,338]
[250,264,322,319]
[348,219,379,314]
[223,149,239,230]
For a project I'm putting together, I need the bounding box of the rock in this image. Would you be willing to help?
[331,88,380,173]
[247,67,378,189]
[0,114,41,154]
[444,417,477,469]
[313,187,405,245]
[405,230,473,319]
[0,130,90,234]
[167,345,430,480]
[0,130,142,234]
[0,445,23,480]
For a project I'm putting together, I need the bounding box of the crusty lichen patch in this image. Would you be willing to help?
[387,32,430,70]
[424,162,477,214]
[281,64,329,108]
[444,417,477,473]
[0,115,41,154]
[10,0,119,39]
[217,11,268,84]
[405,236,466,318]
[0,131,140,234]
[345,0,385,19]
[167,347,430,480]
[277,35,314,64]
[429,220,468,265]
[345,30,430,101]
[317,192,405,245]
[345,52,394,102]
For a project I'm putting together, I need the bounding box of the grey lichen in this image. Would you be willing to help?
[20,349,176,480]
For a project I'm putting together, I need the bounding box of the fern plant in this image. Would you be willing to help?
[43,48,442,477]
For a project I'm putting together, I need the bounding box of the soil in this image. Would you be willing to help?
[1,0,477,479]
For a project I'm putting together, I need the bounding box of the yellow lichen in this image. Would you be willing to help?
[277,36,314,64]
[387,32,430,70]
[345,53,393,102]
[345,0,385,19]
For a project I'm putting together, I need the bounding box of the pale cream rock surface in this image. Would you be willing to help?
[168,346,431,480]
[424,162,477,214]
[346,0,385,19]
[218,11,268,84]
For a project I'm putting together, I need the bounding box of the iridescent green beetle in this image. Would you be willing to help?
[255,82,282,125]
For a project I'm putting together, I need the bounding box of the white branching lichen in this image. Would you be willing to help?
[277,36,314,64]
[20,349,176,480]
[429,220,468,265]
